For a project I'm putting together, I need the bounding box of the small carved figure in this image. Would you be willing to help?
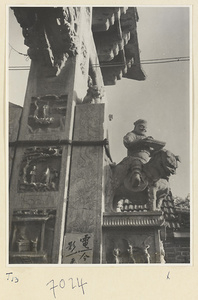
[83,84,104,104]
[112,239,149,264]
[33,100,39,119]
[42,167,59,190]
[159,239,166,263]
[31,237,38,253]
[116,199,124,212]
[43,167,51,186]
[30,165,37,185]
[22,158,31,184]
[16,226,30,252]
[113,248,121,264]
[43,104,50,118]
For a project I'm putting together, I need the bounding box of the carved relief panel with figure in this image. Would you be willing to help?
[18,146,62,192]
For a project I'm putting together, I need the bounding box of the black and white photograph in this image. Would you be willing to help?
[8,6,191,266]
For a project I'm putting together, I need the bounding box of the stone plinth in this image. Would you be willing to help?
[102,212,165,264]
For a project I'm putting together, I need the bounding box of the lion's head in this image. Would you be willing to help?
[150,149,181,179]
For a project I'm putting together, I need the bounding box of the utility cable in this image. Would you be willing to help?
[9,56,190,70]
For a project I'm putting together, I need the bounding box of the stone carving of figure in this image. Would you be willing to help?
[123,119,164,188]
[33,100,39,119]
[43,104,50,119]
[43,167,58,190]
[83,76,104,104]
[23,158,31,184]
[43,167,51,186]
[30,165,37,185]
[16,225,30,252]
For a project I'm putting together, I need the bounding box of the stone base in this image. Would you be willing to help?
[102,212,165,264]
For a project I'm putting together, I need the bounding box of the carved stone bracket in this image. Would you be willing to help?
[18,146,62,192]
[12,7,79,76]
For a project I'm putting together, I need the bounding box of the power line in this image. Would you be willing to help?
[9,56,190,71]
[9,41,189,66]
[91,57,190,68]
[141,56,189,62]
[141,59,189,65]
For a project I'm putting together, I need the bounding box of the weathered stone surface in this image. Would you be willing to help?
[64,104,106,263]
[73,104,105,141]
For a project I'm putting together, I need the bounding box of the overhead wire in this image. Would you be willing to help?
[8,43,189,70]
[9,55,190,71]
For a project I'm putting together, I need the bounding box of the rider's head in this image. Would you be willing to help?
[133,119,147,135]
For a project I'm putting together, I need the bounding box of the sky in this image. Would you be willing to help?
[8,6,190,198]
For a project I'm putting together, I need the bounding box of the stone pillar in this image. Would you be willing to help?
[62,103,106,264]
[9,7,94,264]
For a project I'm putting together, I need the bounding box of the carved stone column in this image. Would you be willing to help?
[9,7,94,264]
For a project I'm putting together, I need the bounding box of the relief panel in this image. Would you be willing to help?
[18,146,62,192]
[9,209,56,264]
[28,95,67,133]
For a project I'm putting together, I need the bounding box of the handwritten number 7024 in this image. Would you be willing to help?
[46,277,87,298]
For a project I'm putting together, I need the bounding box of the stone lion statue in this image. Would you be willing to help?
[111,149,180,211]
